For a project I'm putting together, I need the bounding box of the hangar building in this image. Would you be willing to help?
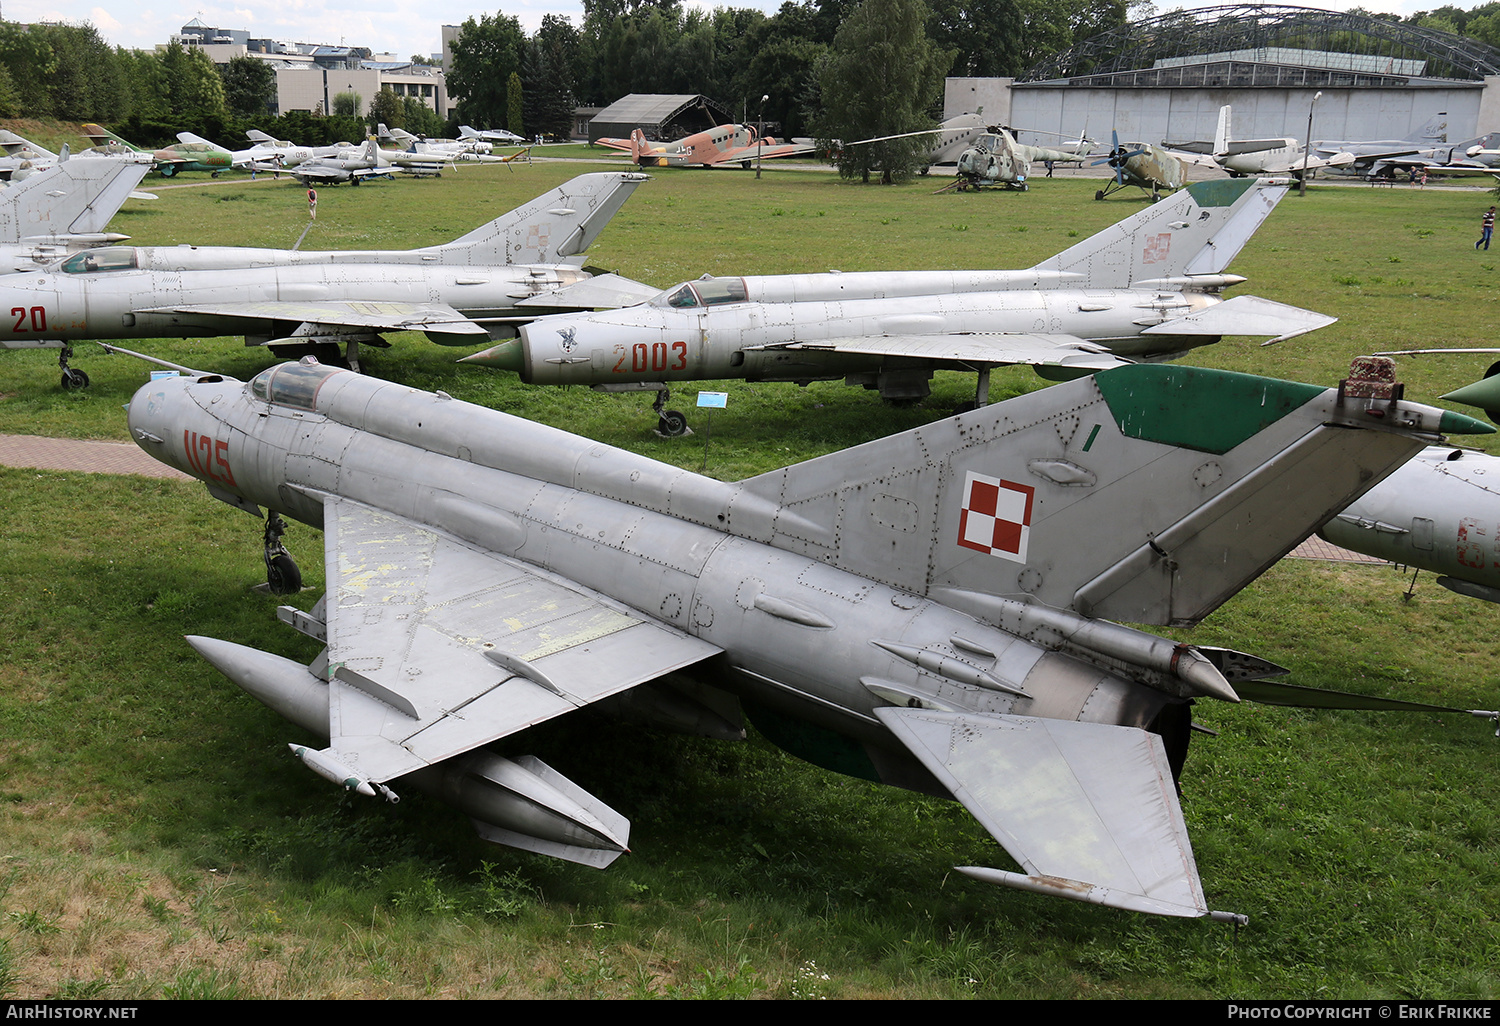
[947,4,1500,151]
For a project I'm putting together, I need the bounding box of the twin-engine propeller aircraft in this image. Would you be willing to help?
[1165,105,1355,179]
[126,353,1494,920]
[464,177,1332,435]
[597,125,815,168]
[0,172,656,388]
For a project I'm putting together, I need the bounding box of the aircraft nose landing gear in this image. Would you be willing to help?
[653,388,689,437]
[58,345,89,390]
[263,511,302,594]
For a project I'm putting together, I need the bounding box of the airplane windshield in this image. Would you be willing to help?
[658,278,747,309]
[248,359,347,411]
[58,248,138,274]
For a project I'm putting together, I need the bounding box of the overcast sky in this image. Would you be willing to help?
[0,1,1452,60]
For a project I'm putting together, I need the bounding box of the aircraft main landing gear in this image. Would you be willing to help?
[58,344,89,390]
[653,389,689,437]
[264,512,302,594]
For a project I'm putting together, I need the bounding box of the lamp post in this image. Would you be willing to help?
[756,94,768,179]
[1300,90,1322,198]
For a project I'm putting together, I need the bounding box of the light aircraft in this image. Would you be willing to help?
[0,158,152,272]
[379,124,525,164]
[461,125,525,146]
[289,138,388,185]
[0,172,656,388]
[153,132,234,177]
[1164,105,1355,179]
[124,352,1494,920]
[1092,132,1188,201]
[598,125,815,169]
[234,130,351,171]
[0,130,62,179]
[78,124,158,164]
[463,177,1333,435]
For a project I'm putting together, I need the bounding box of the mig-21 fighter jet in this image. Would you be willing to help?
[464,176,1332,435]
[126,352,1495,921]
[0,172,656,389]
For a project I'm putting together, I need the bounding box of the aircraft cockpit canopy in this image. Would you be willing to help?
[657,277,748,309]
[58,248,138,274]
[249,358,347,411]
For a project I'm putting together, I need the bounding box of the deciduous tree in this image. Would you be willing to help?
[813,0,954,183]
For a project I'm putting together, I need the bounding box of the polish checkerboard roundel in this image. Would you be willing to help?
[957,472,1035,563]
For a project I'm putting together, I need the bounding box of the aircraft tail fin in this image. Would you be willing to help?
[1213,104,1231,156]
[629,128,648,164]
[246,129,275,144]
[1029,176,1286,286]
[0,159,151,244]
[1407,111,1448,143]
[738,361,1491,627]
[427,171,649,266]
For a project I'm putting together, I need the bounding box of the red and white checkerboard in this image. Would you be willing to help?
[957,472,1034,563]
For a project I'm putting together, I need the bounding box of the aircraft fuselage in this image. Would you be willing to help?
[0,245,584,347]
[128,364,1177,770]
[511,282,1222,387]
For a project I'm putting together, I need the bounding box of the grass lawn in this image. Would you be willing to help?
[0,160,1497,999]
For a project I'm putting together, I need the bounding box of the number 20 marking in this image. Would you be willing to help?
[10,306,45,332]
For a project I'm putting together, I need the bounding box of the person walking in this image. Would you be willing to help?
[1479,206,1496,250]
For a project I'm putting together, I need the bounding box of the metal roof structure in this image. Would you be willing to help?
[1020,4,1500,87]
[588,94,734,144]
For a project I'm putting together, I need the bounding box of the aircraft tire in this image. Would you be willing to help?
[60,368,89,390]
[267,552,302,595]
[658,410,688,437]
[1095,190,1105,201]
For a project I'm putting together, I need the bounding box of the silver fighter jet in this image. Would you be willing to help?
[0,172,655,389]
[126,354,1491,920]
[463,177,1333,435]
[0,157,151,273]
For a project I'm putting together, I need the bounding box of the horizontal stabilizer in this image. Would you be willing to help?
[1142,294,1336,344]
[1237,678,1498,719]
[876,707,1211,918]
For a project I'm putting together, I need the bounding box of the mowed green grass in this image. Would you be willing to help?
[0,163,1498,999]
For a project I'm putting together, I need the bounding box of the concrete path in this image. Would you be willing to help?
[0,432,192,480]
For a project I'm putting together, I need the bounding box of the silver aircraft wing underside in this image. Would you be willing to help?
[308,497,722,784]
[876,707,1208,918]
[1143,294,1337,345]
[749,332,1129,370]
[138,299,492,337]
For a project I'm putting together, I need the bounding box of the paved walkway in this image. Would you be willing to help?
[0,432,192,480]
[0,432,1383,562]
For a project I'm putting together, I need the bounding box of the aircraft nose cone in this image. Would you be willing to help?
[460,339,525,372]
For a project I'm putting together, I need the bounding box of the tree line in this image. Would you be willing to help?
[450,0,1136,143]
[0,21,449,149]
